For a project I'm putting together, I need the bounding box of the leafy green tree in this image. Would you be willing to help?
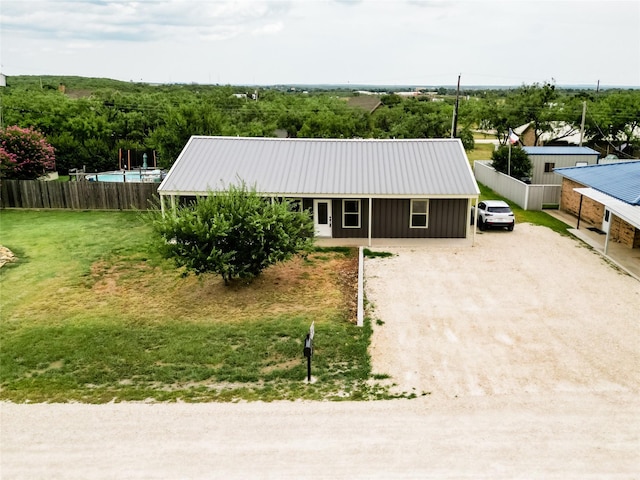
[373,97,451,138]
[151,183,315,284]
[585,90,640,156]
[458,127,475,150]
[506,81,559,145]
[476,82,563,145]
[491,145,532,180]
[0,126,56,179]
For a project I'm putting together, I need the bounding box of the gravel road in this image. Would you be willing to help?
[2,223,639,479]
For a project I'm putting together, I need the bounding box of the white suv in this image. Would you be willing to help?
[474,200,515,231]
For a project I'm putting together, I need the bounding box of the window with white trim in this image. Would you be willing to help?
[342,199,361,228]
[410,199,429,228]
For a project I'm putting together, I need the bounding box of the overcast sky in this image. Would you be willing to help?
[1,0,639,87]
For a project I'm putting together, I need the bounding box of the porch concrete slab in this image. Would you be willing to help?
[546,209,640,281]
[314,237,474,248]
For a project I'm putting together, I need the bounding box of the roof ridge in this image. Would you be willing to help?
[556,160,640,171]
[192,135,460,143]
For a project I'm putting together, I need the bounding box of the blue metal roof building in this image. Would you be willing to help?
[554,161,640,205]
[555,161,640,256]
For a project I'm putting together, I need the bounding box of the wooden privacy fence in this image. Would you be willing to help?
[1,180,159,210]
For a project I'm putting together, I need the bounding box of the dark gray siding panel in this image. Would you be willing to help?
[372,198,468,238]
[332,198,370,238]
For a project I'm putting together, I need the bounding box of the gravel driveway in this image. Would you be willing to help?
[367,223,640,399]
[2,223,639,479]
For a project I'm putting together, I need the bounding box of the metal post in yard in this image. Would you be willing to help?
[303,321,314,382]
[303,333,312,382]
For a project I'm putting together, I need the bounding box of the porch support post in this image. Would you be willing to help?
[576,194,583,229]
[473,197,479,245]
[170,194,176,212]
[160,194,165,216]
[368,197,373,247]
[604,213,612,255]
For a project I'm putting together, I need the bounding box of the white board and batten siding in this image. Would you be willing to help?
[523,147,600,185]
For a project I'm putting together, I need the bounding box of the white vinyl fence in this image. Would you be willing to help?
[474,161,561,211]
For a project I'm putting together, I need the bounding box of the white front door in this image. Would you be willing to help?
[602,208,611,233]
[313,199,332,237]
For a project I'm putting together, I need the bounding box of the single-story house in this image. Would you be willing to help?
[555,161,640,252]
[158,136,480,244]
[523,146,600,185]
[514,121,588,147]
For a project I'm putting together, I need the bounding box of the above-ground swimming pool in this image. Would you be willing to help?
[85,170,165,183]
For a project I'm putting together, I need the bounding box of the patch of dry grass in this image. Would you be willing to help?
[0,211,378,403]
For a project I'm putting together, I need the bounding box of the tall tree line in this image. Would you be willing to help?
[1,76,638,174]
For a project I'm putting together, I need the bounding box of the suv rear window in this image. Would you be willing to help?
[487,207,511,213]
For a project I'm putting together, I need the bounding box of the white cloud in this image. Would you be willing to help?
[0,0,638,86]
[1,0,292,42]
[251,21,283,36]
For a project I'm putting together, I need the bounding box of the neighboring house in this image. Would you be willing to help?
[0,73,6,87]
[158,136,480,243]
[514,122,587,147]
[555,161,640,251]
[344,95,382,114]
[523,146,600,185]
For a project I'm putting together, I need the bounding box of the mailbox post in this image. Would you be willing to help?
[303,321,315,382]
[303,334,312,381]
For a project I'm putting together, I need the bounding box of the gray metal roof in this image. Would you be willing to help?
[523,146,600,156]
[158,136,480,198]
[555,161,640,205]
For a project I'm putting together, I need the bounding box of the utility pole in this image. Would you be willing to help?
[579,101,587,147]
[450,74,461,138]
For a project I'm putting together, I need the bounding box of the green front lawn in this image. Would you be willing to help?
[0,210,392,403]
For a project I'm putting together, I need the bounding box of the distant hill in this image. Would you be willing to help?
[3,75,637,94]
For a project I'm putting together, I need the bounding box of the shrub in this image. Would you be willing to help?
[491,145,532,180]
[151,183,315,284]
[0,126,56,180]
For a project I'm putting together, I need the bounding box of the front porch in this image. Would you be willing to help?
[547,209,640,281]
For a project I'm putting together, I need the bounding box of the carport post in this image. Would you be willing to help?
[368,197,372,247]
[604,214,612,255]
[577,194,584,229]
[472,198,479,245]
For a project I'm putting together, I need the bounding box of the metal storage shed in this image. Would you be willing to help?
[523,146,600,185]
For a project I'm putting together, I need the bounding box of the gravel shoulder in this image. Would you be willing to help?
[2,223,639,479]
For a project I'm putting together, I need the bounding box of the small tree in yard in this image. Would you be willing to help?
[491,145,532,180]
[0,126,56,180]
[152,183,315,284]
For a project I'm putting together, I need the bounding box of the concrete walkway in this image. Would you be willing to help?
[547,209,640,281]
